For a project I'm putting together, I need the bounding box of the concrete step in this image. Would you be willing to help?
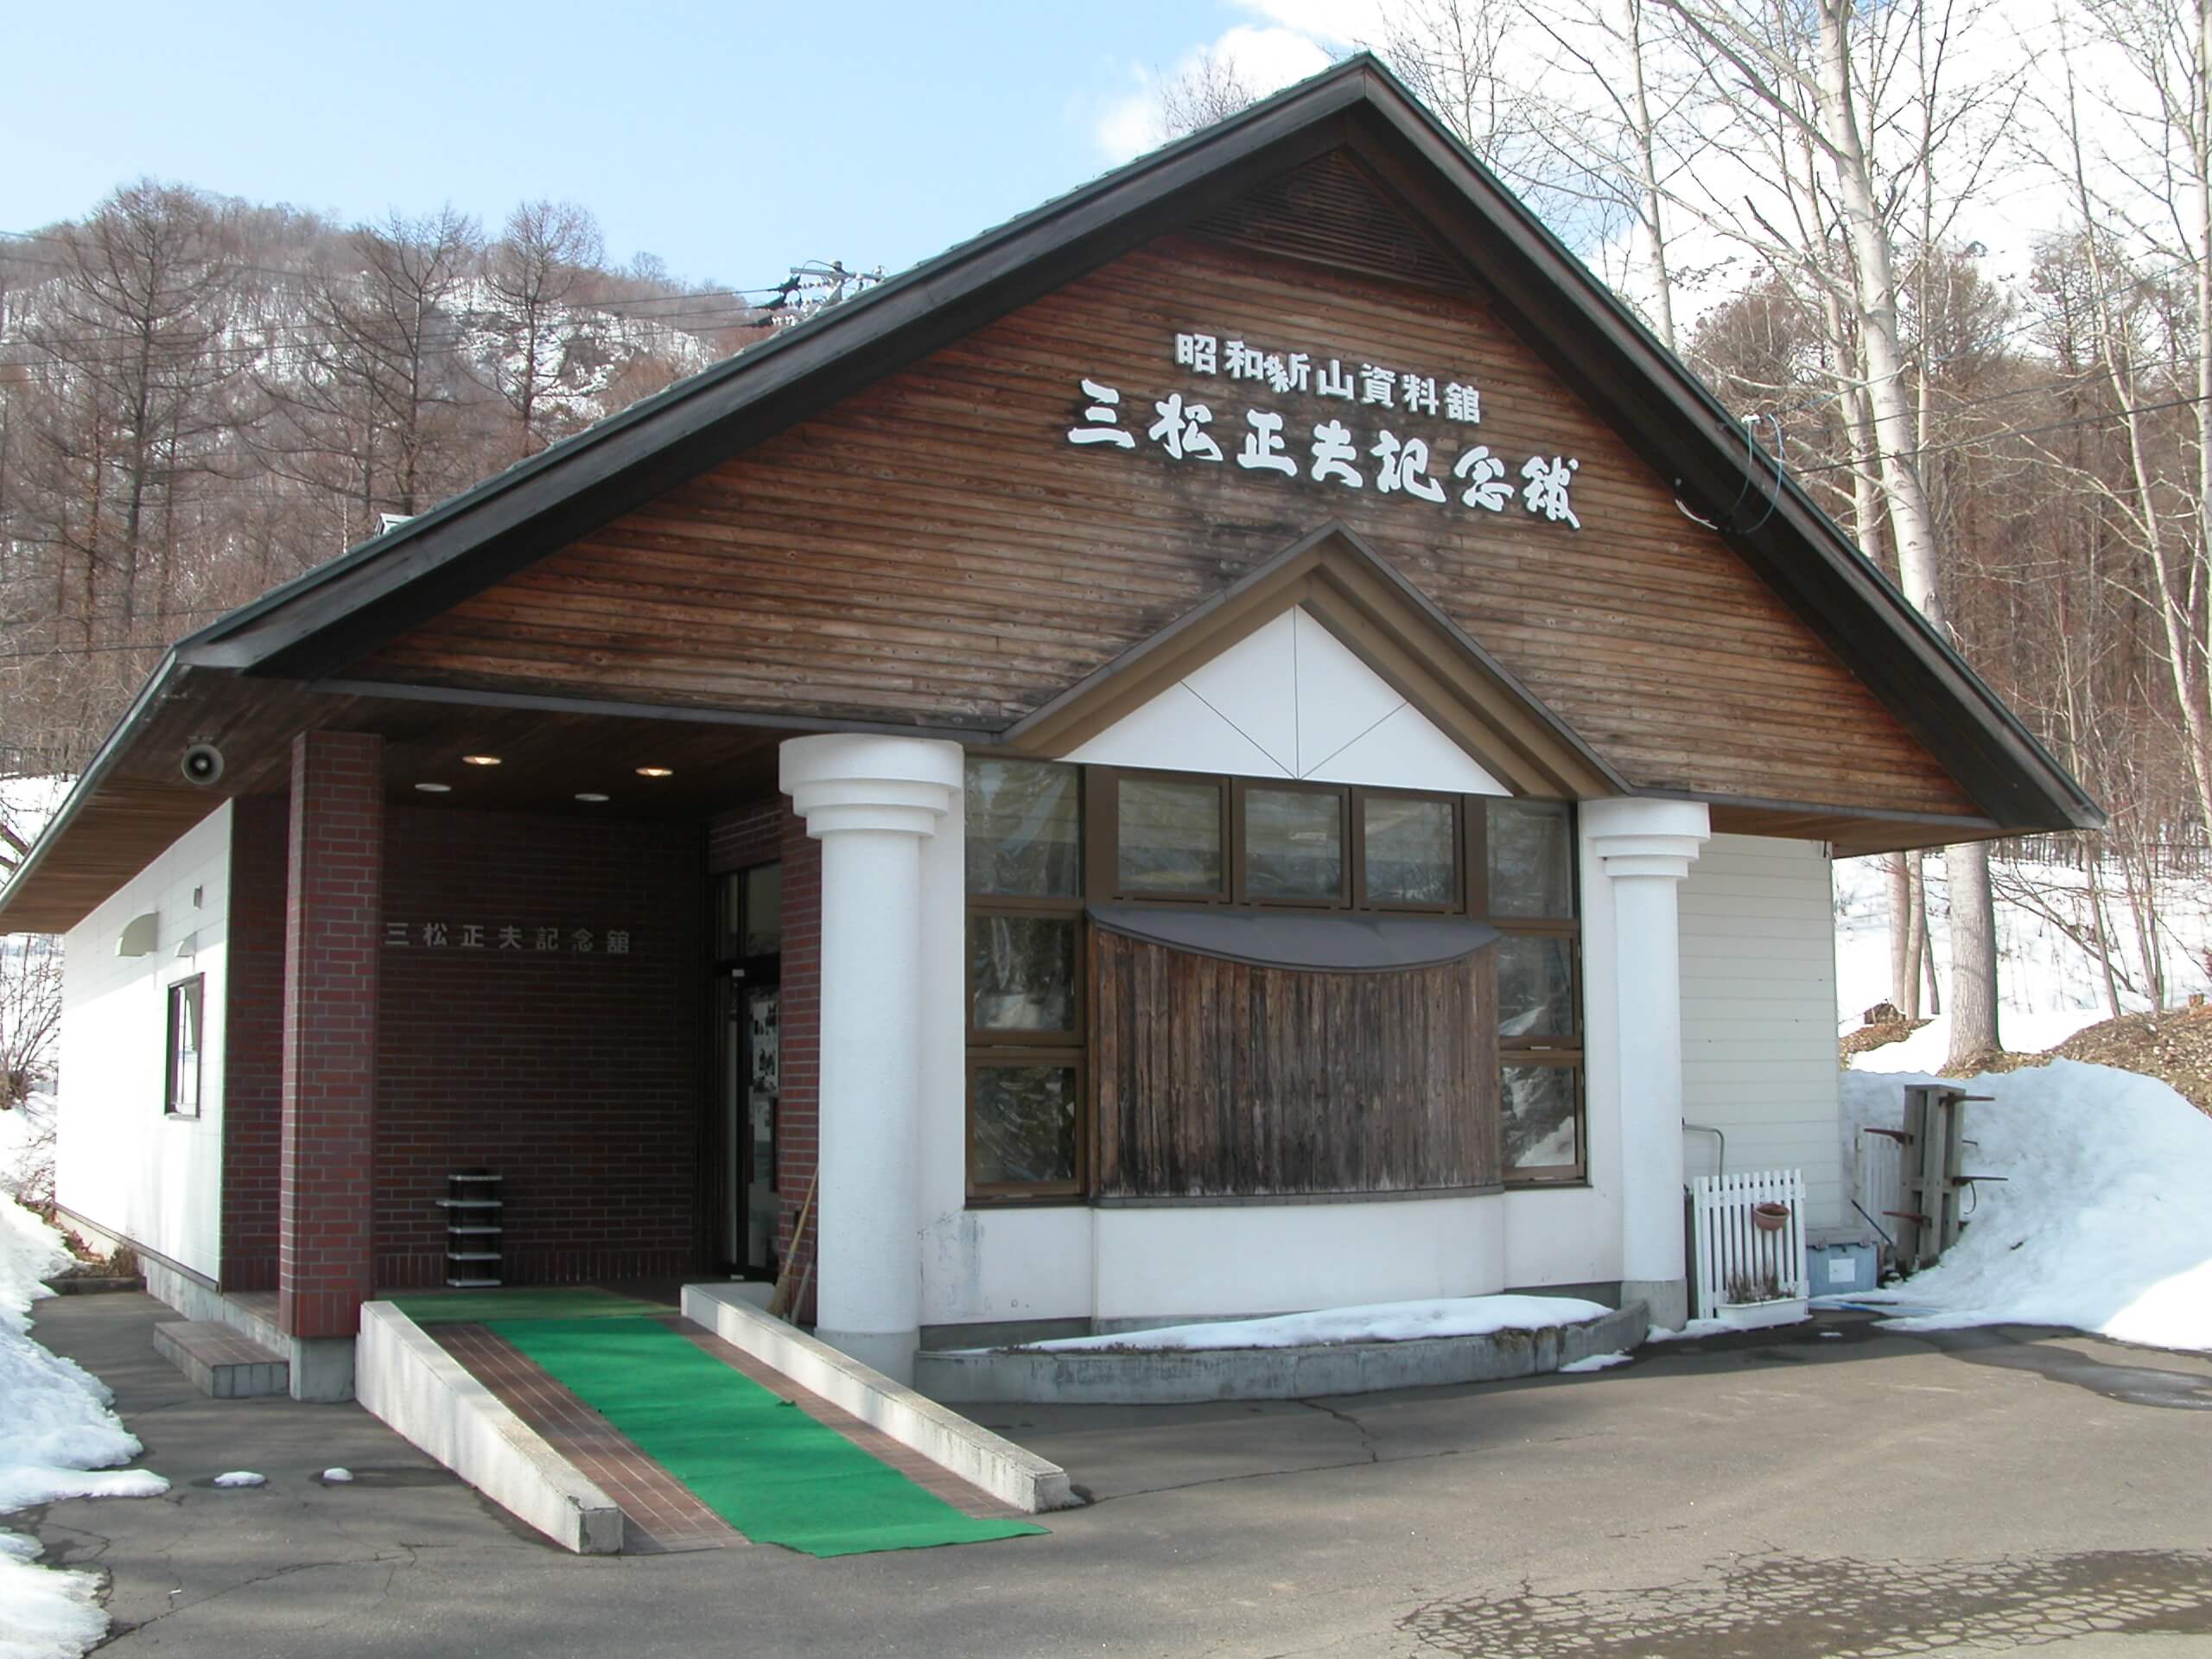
[153,1319,290,1399]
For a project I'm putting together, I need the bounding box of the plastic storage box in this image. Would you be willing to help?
[1806,1241,1879,1295]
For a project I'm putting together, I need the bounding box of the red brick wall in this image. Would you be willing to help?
[372,805,703,1288]
[707,799,785,875]
[279,731,384,1339]
[220,796,289,1293]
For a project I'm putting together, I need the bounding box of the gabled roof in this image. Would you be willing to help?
[1006,521,1628,801]
[0,53,2098,933]
[156,52,2089,833]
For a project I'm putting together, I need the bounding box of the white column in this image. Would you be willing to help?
[780,733,963,1383]
[1580,797,1709,1331]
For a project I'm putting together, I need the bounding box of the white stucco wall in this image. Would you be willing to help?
[56,803,234,1278]
[1677,833,1845,1231]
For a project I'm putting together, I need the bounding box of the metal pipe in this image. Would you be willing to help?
[1683,1121,1726,1176]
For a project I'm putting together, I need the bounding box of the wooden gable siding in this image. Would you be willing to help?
[354,215,1976,819]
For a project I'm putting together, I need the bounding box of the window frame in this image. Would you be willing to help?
[164,975,205,1120]
[1481,799,1586,1186]
[969,758,1090,1203]
[1090,766,1468,917]
[965,1047,1089,1203]
[1090,767,1231,905]
[1232,778,1352,908]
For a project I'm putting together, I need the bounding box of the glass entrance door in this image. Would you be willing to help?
[712,861,781,1274]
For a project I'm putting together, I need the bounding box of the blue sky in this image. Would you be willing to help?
[2,1,1338,289]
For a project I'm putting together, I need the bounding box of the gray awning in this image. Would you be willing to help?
[1090,903,1497,973]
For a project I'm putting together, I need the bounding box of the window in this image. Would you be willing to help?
[1481,800,1584,1184]
[715,862,783,962]
[1088,768,1465,916]
[165,976,204,1118]
[964,758,1586,1201]
[965,758,1085,1198]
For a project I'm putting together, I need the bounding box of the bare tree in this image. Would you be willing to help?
[485,200,604,456]
[1158,48,1262,138]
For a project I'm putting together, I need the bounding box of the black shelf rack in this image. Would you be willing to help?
[434,1170,503,1287]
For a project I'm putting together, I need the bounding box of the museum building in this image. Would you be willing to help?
[0,56,2096,1392]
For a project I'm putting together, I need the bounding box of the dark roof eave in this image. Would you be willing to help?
[0,651,193,930]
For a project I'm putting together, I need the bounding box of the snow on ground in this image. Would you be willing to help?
[1841,1062,2212,1352]
[1004,1294,1610,1352]
[1,1198,167,1659]
[1832,854,2212,1063]
[1557,1351,1633,1373]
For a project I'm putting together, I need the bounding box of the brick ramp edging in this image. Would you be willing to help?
[911,1300,1650,1404]
[679,1284,1077,1514]
[354,1301,625,1554]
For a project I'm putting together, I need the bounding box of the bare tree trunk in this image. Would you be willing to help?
[1945,842,1996,1062]
[1888,853,1918,1016]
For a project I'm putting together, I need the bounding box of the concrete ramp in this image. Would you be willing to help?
[356,1288,1070,1559]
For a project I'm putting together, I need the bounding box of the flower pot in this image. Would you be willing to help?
[1751,1201,1791,1233]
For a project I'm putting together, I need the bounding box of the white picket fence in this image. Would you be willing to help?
[1854,1126,1908,1268]
[1690,1168,1808,1317]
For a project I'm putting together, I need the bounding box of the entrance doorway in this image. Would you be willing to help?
[712,862,781,1275]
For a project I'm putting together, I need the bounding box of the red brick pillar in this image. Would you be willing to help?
[279,729,384,1339]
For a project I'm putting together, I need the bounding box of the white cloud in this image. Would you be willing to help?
[1091,24,1336,164]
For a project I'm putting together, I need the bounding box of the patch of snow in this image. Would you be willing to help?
[1832,854,2212,1054]
[211,1471,264,1489]
[0,1198,167,1659]
[1843,1061,2212,1352]
[320,1467,353,1484]
[0,1531,105,1659]
[1557,1351,1632,1373]
[0,1093,56,1207]
[1647,1319,1728,1342]
[1001,1294,1611,1353]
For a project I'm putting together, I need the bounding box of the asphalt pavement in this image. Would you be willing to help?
[21,1291,2212,1657]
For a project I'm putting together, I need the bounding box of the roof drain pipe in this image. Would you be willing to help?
[1682,1122,1726,1179]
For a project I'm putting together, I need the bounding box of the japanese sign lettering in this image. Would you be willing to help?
[383,920,633,957]
[1065,332,1583,531]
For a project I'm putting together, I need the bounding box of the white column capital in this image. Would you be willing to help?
[1581,797,1710,881]
[779,733,963,839]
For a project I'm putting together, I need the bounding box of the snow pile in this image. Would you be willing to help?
[1843,1062,2212,1351]
[211,1471,264,1489]
[1,1198,168,1659]
[1004,1294,1610,1353]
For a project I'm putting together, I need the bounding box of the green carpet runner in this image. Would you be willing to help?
[482,1313,1045,1558]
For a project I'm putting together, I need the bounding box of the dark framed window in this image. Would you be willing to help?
[1088,767,1467,916]
[965,758,1086,1200]
[165,976,204,1118]
[967,758,1585,1200]
[1480,799,1585,1185]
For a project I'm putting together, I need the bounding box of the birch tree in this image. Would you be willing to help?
[1653,0,2008,1062]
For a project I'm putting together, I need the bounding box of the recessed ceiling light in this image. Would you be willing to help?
[415,782,453,794]
[575,791,610,803]
[635,766,674,779]
[461,754,502,766]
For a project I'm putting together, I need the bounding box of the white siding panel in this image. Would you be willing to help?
[56,804,233,1278]
[1678,834,1845,1233]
